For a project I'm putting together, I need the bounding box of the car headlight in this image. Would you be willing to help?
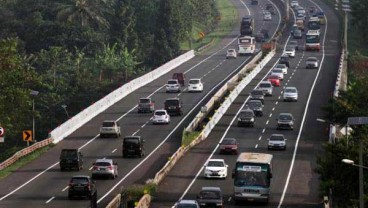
[238,118,241,121]
[251,118,254,122]
[216,202,223,206]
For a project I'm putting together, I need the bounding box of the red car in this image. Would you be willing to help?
[219,138,238,155]
[267,75,281,87]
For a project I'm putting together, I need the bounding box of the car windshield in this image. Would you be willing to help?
[285,88,297,93]
[270,135,285,141]
[276,64,285,68]
[189,80,200,84]
[199,191,220,199]
[227,49,235,53]
[273,69,283,73]
[139,99,150,103]
[102,121,115,127]
[71,177,88,184]
[279,114,292,121]
[251,90,263,95]
[95,162,111,166]
[124,138,139,144]
[259,83,271,88]
[240,111,253,117]
[268,75,279,79]
[61,150,77,158]
[155,111,166,116]
[307,57,317,61]
[248,101,262,107]
[286,46,294,51]
[207,161,225,167]
[165,100,179,105]
[168,80,178,84]
[221,139,236,145]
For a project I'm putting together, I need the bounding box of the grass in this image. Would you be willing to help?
[0,145,52,179]
[180,0,238,51]
[182,131,201,147]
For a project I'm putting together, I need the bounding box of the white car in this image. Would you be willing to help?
[152,109,170,124]
[258,81,273,96]
[92,158,118,179]
[226,49,237,59]
[166,79,181,92]
[271,69,284,80]
[203,159,228,179]
[283,86,298,102]
[290,0,299,7]
[263,11,272,21]
[188,78,204,92]
[284,46,296,58]
[174,199,200,208]
[274,63,288,74]
[100,120,121,138]
[268,134,287,150]
[306,57,319,69]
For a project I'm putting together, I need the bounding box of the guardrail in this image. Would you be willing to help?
[0,138,53,170]
[333,50,346,97]
[105,193,121,208]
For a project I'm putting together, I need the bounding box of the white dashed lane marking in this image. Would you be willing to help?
[46,196,55,204]
[62,186,69,192]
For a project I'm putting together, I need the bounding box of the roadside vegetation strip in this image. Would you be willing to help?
[0,145,52,180]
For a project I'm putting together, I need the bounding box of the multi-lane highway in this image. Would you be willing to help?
[150,0,341,207]
[0,0,283,207]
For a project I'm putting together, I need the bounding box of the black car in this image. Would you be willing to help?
[250,89,265,104]
[197,187,224,208]
[68,175,96,199]
[279,55,290,68]
[122,136,145,158]
[255,33,266,42]
[237,109,255,127]
[59,149,83,171]
[247,100,263,116]
[164,98,183,116]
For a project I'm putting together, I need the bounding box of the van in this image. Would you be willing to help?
[172,73,185,86]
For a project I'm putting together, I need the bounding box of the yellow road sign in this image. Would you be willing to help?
[23,130,32,142]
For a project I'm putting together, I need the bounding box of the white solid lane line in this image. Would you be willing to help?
[46,196,55,204]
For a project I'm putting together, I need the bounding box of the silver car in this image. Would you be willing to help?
[166,79,181,92]
[306,57,319,69]
[92,159,118,179]
[268,134,287,150]
[283,86,298,102]
[258,81,273,96]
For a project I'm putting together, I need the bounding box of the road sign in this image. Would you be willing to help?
[23,130,32,142]
[340,126,353,136]
[0,127,4,137]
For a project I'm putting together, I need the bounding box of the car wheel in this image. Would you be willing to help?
[68,194,73,200]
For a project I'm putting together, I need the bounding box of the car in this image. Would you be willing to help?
[283,86,298,102]
[276,113,295,130]
[290,0,299,7]
[296,13,306,21]
[91,158,118,179]
[166,79,181,93]
[297,8,306,16]
[164,98,183,116]
[274,63,288,74]
[172,73,185,86]
[265,3,273,10]
[250,89,265,104]
[122,136,145,158]
[137,98,154,113]
[219,138,238,155]
[271,69,284,80]
[204,159,228,179]
[258,80,273,96]
[237,108,255,127]
[251,0,258,5]
[100,120,121,138]
[59,149,84,171]
[174,199,200,208]
[152,109,170,124]
[247,100,263,116]
[226,49,237,59]
[197,187,224,208]
[290,24,298,36]
[267,75,281,87]
[255,32,266,42]
[293,29,303,39]
[288,40,299,50]
[268,134,287,150]
[309,6,316,14]
[68,175,96,199]
[263,11,272,21]
[284,46,296,58]
[306,57,319,69]
[188,78,204,92]
[279,54,290,68]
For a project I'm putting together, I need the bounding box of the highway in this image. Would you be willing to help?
[150,0,341,207]
[0,0,282,207]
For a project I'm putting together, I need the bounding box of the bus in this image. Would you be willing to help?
[240,16,254,36]
[238,36,256,55]
[305,29,320,51]
[232,152,273,203]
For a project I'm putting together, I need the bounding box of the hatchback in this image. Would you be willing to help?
[293,29,303,39]
[250,89,265,104]
[92,158,118,179]
[247,100,264,116]
[152,109,170,124]
[188,78,204,92]
[226,49,237,59]
[267,75,281,87]
[264,11,272,21]
[288,40,299,50]
[284,46,296,58]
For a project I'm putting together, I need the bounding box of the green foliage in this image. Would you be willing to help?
[182,131,201,147]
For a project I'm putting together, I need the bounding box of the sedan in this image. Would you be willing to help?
[283,86,298,102]
[268,134,287,150]
[188,78,204,92]
[284,46,296,58]
[274,63,288,74]
[219,138,238,155]
[276,113,295,130]
[152,109,170,124]
[271,69,284,80]
[267,75,281,87]
[306,57,319,69]
[203,159,228,179]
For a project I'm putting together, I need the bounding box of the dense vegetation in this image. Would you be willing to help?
[0,0,219,162]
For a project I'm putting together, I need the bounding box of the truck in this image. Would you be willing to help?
[240,16,254,36]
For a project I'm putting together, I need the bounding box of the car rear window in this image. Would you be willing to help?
[285,88,297,93]
[71,177,88,184]
[207,161,225,167]
[102,121,115,127]
[95,162,111,166]
[124,138,139,144]
[279,115,292,120]
[165,100,179,105]
[240,111,253,117]
[200,191,221,199]
[248,101,262,107]
[273,69,283,73]
[61,150,77,157]
[168,80,178,84]
[222,139,236,145]
[259,83,271,88]
[177,204,198,208]
[155,111,166,116]
[189,80,200,84]
[270,135,285,141]
[251,90,263,95]
[139,99,150,103]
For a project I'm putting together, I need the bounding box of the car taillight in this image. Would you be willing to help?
[150,103,154,106]
[93,166,98,170]
[69,182,73,187]
[108,166,113,170]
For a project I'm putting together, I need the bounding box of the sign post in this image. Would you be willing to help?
[0,127,5,143]
[23,130,32,146]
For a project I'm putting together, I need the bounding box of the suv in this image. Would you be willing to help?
[172,73,185,86]
[68,175,96,199]
[279,55,290,68]
[197,187,224,208]
[122,136,145,158]
[92,158,118,179]
[237,109,255,127]
[276,113,295,130]
[166,79,181,93]
[250,89,265,104]
[247,100,263,116]
[175,199,200,208]
[59,149,83,171]
[100,120,121,138]
[258,81,273,96]
[137,98,154,113]
[164,98,183,116]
